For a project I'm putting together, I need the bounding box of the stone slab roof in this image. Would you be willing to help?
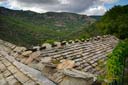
[0,35,119,85]
[0,41,55,85]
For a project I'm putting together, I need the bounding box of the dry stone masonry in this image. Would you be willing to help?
[0,35,119,85]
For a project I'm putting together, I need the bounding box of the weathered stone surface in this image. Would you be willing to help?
[0,74,8,85]
[0,35,119,85]
[20,57,28,63]
[0,74,3,79]
[10,52,19,58]
[31,51,41,59]
[13,47,26,52]
[41,57,51,63]
[61,69,97,81]
[0,47,56,85]
[57,60,75,69]
[28,63,45,71]
[24,80,36,85]
[54,42,61,47]
[22,51,32,56]
[0,79,8,85]
[14,71,29,83]
[3,70,11,78]
[1,51,15,62]
[13,60,56,85]
[42,43,52,49]
[61,41,67,46]
[25,51,41,64]
[6,75,22,85]
[8,65,18,74]
[4,42,16,49]
[68,40,75,44]
[25,56,33,64]
[0,62,6,73]
[33,46,40,51]
[0,44,11,53]
[2,59,11,67]
[60,76,92,85]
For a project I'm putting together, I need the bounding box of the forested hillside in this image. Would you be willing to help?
[0,7,96,46]
[0,5,128,47]
[94,5,128,85]
[96,5,128,39]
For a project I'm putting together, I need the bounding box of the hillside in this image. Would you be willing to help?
[93,5,128,84]
[96,5,128,39]
[0,4,128,85]
[89,15,101,20]
[0,7,96,47]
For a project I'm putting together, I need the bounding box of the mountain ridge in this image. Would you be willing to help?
[0,7,97,47]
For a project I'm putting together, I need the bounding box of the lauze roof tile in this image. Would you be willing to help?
[0,35,119,85]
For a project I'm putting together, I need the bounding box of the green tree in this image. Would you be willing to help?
[105,39,128,85]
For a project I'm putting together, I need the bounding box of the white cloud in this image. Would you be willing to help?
[59,0,70,4]
[84,6,107,15]
[0,0,6,2]
[100,0,118,3]
[0,0,118,15]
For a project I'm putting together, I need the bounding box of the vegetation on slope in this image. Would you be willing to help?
[96,5,128,39]
[68,5,128,42]
[0,5,128,44]
[1,4,128,85]
[92,5,128,85]
[105,39,128,85]
[0,7,96,47]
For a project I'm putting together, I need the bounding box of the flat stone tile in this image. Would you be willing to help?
[6,75,14,81]
[3,70,12,78]
[0,79,8,85]
[14,71,29,83]
[23,80,36,85]
[6,75,22,85]
[8,65,18,74]
[0,73,4,79]
[2,59,11,67]
[0,62,6,73]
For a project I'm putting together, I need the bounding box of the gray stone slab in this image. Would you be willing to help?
[0,50,56,85]
[3,70,12,78]
[13,61,56,85]
[14,71,29,83]
[6,75,21,85]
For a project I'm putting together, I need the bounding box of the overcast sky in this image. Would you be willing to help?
[0,0,127,15]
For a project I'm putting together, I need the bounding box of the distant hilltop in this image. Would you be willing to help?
[0,7,100,47]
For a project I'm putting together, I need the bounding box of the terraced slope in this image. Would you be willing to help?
[0,35,119,85]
